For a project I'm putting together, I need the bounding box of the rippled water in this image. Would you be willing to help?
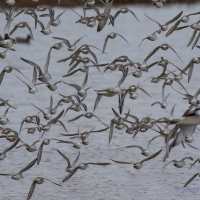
[1,4,200,200]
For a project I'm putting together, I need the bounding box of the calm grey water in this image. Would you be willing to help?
[1,4,200,200]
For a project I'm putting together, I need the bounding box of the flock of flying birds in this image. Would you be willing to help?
[1,0,200,199]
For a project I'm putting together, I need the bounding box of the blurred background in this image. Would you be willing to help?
[0,0,199,7]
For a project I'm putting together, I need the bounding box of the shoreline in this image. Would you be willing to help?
[1,0,199,7]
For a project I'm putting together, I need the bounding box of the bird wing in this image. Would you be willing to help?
[174,80,188,93]
[146,61,159,70]
[138,37,147,47]
[9,24,19,35]
[32,140,40,146]
[69,50,81,66]
[151,101,163,107]
[163,125,179,161]
[187,29,197,47]
[124,109,130,120]
[128,9,140,22]
[81,72,88,89]
[24,22,34,39]
[11,21,34,39]
[40,14,50,18]
[11,67,29,80]
[57,120,68,132]
[86,162,111,165]
[137,86,151,97]
[0,98,15,109]
[193,88,200,99]
[19,120,25,133]
[144,13,161,26]
[164,93,170,103]
[64,107,70,116]
[162,81,166,101]
[93,94,102,112]
[63,69,79,77]
[124,112,139,123]
[56,10,66,20]
[81,103,87,112]
[116,33,130,44]
[52,37,70,46]
[32,66,37,87]
[189,159,200,170]
[184,173,200,187]
[163,160,173,168]
[53,109,64,122]
[63,82,81,91]
[44,47,52,74]
[68,61,81,73]
[141,149,162,164]
[188,11,200,16]
[4,7,14,35]
[109,122,114,144]
[4,138,20,154]
[93,115,109,127]
[46,13,53,29]
[31,103,45,115]
[112,108,120,117]
[68,114,84,122]
[181,59,193,78]
[182,156,193,162]
[27,181,36,200]
[20,57,43,76]
[2,107,9,118]
[72,151,80,167]
[19,158,37,174]
[102,36,109,54]
[169,104,176,119]
[118,90,127,115]
[87,48,99,69]
[0,173,12,176]
[117,66,128,87]
[111,159,132,164]
[168,61,186,75]
[0,71,5,85]
[147,135,162,148]
[62,167,79,183]
[56,140,74,144]
[192,32,200,50]
[48,95,53,114]
[170,129,184,149]
[73,35,85,46]
[37,143,44,165]
[56,149,71,168]
[92,127,109,133]
[32,10,38,29]
[31,15,45,30]
[143,46,160,63]
[126,145,144,152]
[165,19,181,37]
[165,11,183,25]
[112,10,121,21]
[15,144,24,149]
[15,9,25,17]
[175,25,189,31]
[97,0,113,32]
[16,75,31,90]
[44,177,62,186]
